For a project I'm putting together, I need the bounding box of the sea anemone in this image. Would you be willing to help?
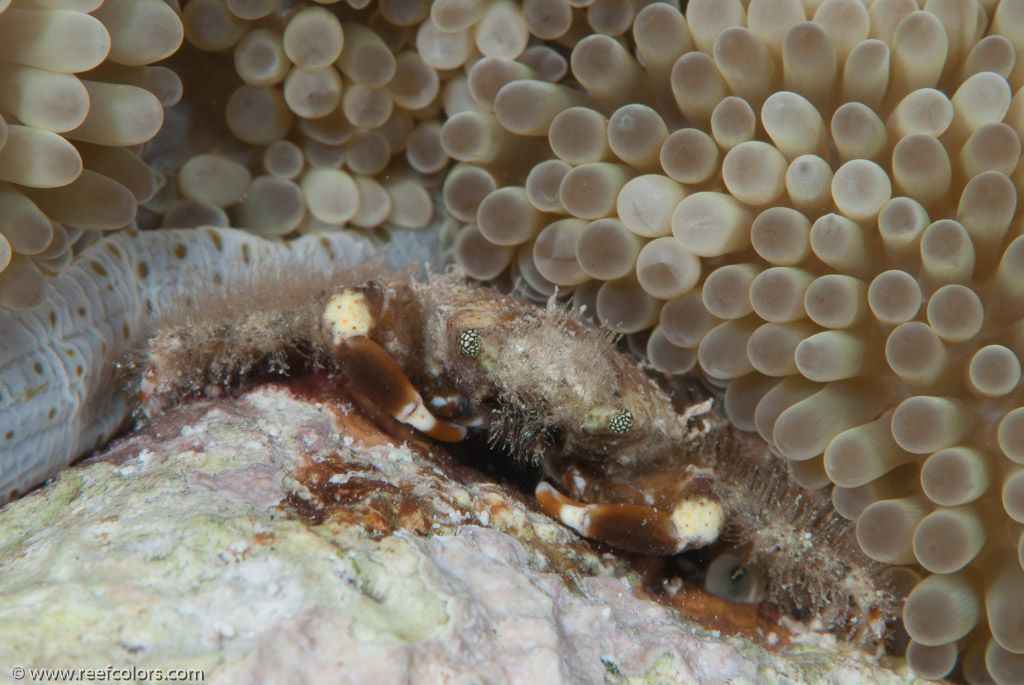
[151,0,452,236]
[0,0,183,310]
[7,0,1024,681]
[434,0,1024,681]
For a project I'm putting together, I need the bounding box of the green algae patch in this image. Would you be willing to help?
[339,538,448,643]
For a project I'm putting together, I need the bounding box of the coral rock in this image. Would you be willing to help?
[0,378,920,684]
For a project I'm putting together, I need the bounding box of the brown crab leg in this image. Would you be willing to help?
[535,481,723,556]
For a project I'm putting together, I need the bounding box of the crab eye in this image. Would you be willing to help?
[458,328,481,357]
[607,409,633,435]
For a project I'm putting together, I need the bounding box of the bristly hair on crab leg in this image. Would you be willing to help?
[137,262,377,419]
[138,267,897,645]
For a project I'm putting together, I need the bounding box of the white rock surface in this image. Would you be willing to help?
[0,380,927,684]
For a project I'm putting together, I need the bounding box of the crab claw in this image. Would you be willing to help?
[535,480,723,556]
[333,336,467,443]
[323,286,466,443]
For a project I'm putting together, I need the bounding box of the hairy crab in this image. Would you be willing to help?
[139,269,890,642]
[321,274,725,556]
[143,270,725,556]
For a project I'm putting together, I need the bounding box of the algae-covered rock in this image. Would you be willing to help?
[0,378,925,684]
